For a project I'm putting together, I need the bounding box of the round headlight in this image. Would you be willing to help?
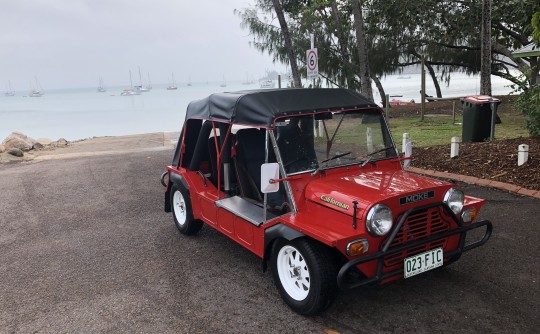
[366,204,393,236]
[443,188,464,215]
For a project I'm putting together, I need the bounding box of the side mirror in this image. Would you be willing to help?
[260,163,280,193]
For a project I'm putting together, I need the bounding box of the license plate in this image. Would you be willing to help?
[404,247,443,278]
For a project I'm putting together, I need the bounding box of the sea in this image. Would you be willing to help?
[0,73,515,141]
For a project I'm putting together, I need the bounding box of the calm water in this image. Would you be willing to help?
[0,74,514,141]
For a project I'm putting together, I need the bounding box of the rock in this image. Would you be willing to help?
[0,144,4,153]
[2,136,33,151]
[33,142,44,150]
[7,148,24,157]
[52,138,69,147]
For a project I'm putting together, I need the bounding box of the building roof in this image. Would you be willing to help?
[512,43,540,58]
[185,88,378,127]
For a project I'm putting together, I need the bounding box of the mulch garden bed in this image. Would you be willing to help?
[390,96,539,191]
[411,136,539,191]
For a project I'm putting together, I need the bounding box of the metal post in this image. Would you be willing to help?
[385,94,390,119]
[489,98,497,141]
[421,56,426,121]
[452,101,456,124]
[278,75,282,88]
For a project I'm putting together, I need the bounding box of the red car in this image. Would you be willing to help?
[162,88,492,315]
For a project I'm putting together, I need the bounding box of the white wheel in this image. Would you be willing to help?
[271,238,338,315]
[173,190,187,226]
[276,245,311,301]
[170,183,202,235]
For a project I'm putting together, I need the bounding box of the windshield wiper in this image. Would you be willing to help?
[360,146,395,167]
[311,152,351,176]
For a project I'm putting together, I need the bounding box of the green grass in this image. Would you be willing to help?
[388,113,529,148]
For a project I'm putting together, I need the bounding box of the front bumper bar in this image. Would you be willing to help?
[337,202,493,290]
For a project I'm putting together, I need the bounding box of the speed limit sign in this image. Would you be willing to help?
[306,48,318,79]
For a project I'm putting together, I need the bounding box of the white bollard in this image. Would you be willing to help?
[451,137,460,158]
[518,144,529,166]
[402,133,410,153]
[403,141,412,168]
[366,127,373,153]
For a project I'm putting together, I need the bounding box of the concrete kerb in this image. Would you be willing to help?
[406,166,540,199]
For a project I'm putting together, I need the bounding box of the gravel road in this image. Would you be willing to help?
[0,149,538,333]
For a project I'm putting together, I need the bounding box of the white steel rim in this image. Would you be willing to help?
[276,245,310,301]
[173,190,187,226]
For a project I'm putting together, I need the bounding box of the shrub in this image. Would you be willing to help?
[515,85,540,136]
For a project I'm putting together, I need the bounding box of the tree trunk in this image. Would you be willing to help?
[426,62,442,98]
[351,0,373,101]
[371,75,386,107]
[480,0,492,95]
[530,56,538,88]
[271,0,302,88]
[331,0,354,88]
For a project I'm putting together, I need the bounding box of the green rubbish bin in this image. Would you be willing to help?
[461,95,501,143]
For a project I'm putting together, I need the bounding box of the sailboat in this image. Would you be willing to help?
[121,70,141,96]
[97,77,106,92]
[220,75,227,88]
[167,73,178,90]
[29,77,43,97]
[146,72,152,91]
[5,80,15,96]
[242,72,254,85]
[134,66,150,93]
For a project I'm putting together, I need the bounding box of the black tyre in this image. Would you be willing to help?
[170,183,203,235]
[270,238,338,315]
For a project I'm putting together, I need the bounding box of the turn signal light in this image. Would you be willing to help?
[346,239,369,256]
[461,208,478,224]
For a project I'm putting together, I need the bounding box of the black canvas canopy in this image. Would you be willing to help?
[185,88,378,127]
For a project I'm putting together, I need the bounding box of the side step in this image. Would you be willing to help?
[215,196,276,227]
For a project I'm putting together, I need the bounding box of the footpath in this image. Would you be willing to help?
[1,131,538,199]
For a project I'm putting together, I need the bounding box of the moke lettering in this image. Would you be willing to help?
[320,195,350,210]
[399,191,435,205]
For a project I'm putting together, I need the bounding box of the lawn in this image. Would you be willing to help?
[388,113,529,148]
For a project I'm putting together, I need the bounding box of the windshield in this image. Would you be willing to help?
[274,109,397,175]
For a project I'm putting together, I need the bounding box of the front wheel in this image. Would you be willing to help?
[270,238,338,315]
[170,183,203,235]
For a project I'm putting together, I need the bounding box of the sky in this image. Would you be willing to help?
[0,0,286,90]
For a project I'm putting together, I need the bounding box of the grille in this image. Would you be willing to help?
[383,207,450,268]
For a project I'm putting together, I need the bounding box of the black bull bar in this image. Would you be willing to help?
[337,202,493,290]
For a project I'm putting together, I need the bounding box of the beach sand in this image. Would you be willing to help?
[0,132,179,164]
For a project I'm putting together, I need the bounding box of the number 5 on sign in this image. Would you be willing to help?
[306,48,318,80]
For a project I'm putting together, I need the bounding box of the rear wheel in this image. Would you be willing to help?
[270,238,338,315]
[170,183,203,235]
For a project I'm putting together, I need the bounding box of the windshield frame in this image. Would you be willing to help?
[272,108,398,176]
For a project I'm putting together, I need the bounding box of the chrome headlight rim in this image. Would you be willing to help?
[443,187,465,215]
[365,204,393,236]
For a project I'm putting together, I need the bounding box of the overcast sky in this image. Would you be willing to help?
[0,0,286,90]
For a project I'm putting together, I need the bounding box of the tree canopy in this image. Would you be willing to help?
[236,0,540,95]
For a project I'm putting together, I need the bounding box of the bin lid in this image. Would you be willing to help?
[460,95,500,104]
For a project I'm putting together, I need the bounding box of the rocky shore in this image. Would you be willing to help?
[0,132,70,163]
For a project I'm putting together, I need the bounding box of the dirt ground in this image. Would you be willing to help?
[392,96,540,191]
